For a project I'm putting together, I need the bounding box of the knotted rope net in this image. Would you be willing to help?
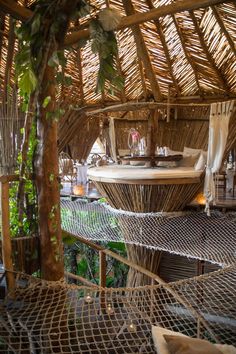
[0,199,236,352]
[0,262,235,353]
[61,198,236,266]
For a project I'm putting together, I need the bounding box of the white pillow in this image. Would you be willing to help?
[215,344,236,354]
[152,326,186,354]
[184,147,202,156]
[168,149,183,156]
[194,152,206,171]
[152,325,236,354]
[178,154,199,167]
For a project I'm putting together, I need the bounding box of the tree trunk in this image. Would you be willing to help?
[34,50,64,281]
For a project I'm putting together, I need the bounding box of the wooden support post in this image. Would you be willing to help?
[99,250,106,310]
[147,110,159,165]
[167,86,171,123]
[1,180,15,292]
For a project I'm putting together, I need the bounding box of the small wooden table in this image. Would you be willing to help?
[121,154,183,167]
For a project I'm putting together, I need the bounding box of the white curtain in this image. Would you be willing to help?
[204,100,235,214]
[109,117,117,163]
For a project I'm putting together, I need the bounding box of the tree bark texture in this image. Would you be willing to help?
[34,53,64,281]
[33,0,80,281]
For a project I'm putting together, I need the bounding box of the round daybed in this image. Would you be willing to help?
[88,165,205,212]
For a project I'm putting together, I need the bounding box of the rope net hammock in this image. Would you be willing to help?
[61,199,236,266]
[0,263,235,353]
[1,200,236,352]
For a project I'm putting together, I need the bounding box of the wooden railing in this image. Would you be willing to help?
[0,175,19,291]
[63,230,162,287]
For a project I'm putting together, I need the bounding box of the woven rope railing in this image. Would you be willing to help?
[0,191,236,352]
[0,261,235,353]
[61,198,236,266]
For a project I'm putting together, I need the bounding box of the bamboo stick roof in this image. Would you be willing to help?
[0,0,236,109]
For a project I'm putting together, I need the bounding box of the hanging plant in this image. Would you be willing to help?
[90,17,125,94]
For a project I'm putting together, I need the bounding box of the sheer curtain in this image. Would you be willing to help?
[204,100,235,214]
[109,118,118,163]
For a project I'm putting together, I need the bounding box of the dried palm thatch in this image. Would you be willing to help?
[0,0,236,150]
[0,90,23,175]
[0,1,236,105]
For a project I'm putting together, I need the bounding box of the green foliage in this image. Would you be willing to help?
[9,124,38,237]
[46,107,65,122]
[64,240,128,287]
[42,96,51,108]
[62,207,128,287]
[18,68,37,96]
[90,19,125,94]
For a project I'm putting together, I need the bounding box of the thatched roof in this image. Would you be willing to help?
[0,0,236,111]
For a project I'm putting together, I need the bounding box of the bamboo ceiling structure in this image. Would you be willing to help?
[0,0,235,110]
[0,0,236,158]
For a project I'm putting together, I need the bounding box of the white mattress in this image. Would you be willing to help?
[88,165,203,180]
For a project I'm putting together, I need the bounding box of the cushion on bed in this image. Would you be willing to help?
[152,326,186,354]
[156,161,178,168]
[183,147,202,156]
[130,161,146,166]
[88,166,203,180]
[178,153,200,167]
[215,344,236,354]
[168,149,183,156]
[151,326,236,354]
[194,152,206,170]
[163,335,222,354]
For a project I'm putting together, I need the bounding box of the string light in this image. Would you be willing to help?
[85,292,93,304]
[106,303,114,315]
[127,320,137,333]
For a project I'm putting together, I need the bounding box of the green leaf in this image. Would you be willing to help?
[43,96,51,108]
[107,241,126,253]
[112,75,125,90]
[18,68,37,95]
[48,51,60,67]
[31,14,41,36]
[77,258,88,275]
[64,75,72,86]
[56,72,64,84]
[62,234,77,245]
[57,51,67,67]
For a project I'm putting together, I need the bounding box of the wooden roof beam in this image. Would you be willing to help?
[116,52,127,103]
[76,48,85,105]
[86,101,211,116]
[146,0,180,96]
[65,0,231,45]
[122,0,162,101]
[211,5,236,57]
[0,0,33,21]
[137,57,148,100]
[1,0,230,44]
[189,10,230,93]
[172,15,202,95]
